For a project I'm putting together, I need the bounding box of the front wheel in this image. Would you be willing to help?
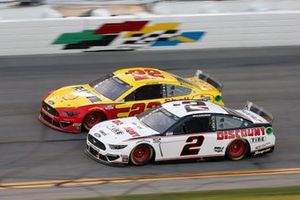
[83,111,105,131]
[226,139,249,161]
[130,145,153,166]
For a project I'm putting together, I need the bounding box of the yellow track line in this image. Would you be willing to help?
[1,167,300,190]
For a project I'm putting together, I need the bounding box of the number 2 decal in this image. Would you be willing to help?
[180,136,204,156]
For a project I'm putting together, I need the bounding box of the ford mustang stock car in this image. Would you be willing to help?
[86,100,275,165]
[39,67,223,133]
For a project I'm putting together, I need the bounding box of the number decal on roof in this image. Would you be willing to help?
[127,69,165,81]
[184,101,209,112]
[180,135,204,156]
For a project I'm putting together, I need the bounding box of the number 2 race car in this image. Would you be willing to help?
[39,67,223,133]
[86,100,275,165]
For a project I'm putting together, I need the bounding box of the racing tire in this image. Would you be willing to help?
[226,139,249,161]
[83,111,106,131]
[130,144,153,166]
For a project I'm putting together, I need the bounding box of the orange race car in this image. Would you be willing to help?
[39,67,223,133]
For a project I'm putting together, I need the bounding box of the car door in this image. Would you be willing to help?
[158,114,216,160]
[114,84,164,118]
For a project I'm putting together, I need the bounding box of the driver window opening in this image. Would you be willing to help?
[172,116,212,135]
[125,84,163,101]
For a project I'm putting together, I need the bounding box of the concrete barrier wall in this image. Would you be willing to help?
[1,11,300,55]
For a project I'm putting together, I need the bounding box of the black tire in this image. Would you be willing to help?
[226,139,249,161]
[130,144,153,166]
[82,111,106,131]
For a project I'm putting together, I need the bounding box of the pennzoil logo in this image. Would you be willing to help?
[53,21,205,50]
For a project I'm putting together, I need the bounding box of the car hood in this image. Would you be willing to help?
[44,84,111,108]
[89,117,159,144]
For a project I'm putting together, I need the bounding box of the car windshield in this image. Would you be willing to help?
[89,74,131,100]
[137,107,179,133]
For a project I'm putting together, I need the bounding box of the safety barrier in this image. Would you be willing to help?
[1,11,300,55]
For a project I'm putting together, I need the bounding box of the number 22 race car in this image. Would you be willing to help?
[39,67,223,133]
[86,100,275,165]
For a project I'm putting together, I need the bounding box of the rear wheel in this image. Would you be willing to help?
[226,139,248,161]
[83,111,105,131]
[130,144,153,166]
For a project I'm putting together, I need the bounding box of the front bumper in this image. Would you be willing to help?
[39,107,82,133]
[86,140,129,165]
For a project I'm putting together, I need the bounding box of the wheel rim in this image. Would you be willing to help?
[84,113,101,129]
[132,146,150,164]
[229,140,246,158]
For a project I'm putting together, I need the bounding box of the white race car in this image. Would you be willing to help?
[86,100,275,166]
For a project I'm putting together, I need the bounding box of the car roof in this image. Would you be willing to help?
[162,100,228,118]
[113,67,181,86]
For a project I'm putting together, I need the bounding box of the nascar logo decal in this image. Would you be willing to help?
[52,21,205,50]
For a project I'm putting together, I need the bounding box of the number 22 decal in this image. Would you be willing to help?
[127,69,164,81]
[128,102,161,116]
[180,136,204,156]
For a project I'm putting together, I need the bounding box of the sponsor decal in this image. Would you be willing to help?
[94,132,101,138]
[99,130,108,136]
[217,127,265,140]
[255,142,272,150]
[53,21,205,50]
[48,100,55,105]
[112,119,124,125]
[153,137,161,143]
[124,127,140,137]
[165,96,190,102]
[214,146,224,153]
[254,148,271,155]
[109,126,124,135]
[250,136,266,143]
[62,94,79,100]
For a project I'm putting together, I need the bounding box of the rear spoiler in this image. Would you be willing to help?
[195,70,223,91]
[244,101,274,124]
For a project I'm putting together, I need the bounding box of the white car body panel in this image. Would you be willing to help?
[86,100,275,165]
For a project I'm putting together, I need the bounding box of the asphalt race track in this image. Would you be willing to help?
[0,46,300,184]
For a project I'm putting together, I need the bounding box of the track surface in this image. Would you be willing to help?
[0,47,300,183]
